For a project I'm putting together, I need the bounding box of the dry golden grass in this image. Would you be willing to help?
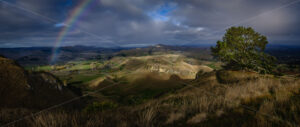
[165,112,185,124]
[133,71,300,126]
[137,105,158,127]
[1,70,300,127]
[187,112,207,124]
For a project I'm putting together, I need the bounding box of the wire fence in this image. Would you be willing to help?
[1,72,122,127]
[1,0,300,126]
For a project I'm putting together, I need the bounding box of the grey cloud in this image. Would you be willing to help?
[0,0,300,47]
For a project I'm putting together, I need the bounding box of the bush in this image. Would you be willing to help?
[216,70,258,84]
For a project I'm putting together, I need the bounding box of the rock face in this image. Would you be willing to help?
[0,56,76,109]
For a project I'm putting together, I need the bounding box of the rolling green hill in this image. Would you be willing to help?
[1,53,300,127]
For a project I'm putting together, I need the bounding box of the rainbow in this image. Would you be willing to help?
[50,0,93,64]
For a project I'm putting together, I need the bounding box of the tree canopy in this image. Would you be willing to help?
[211,26,276,73]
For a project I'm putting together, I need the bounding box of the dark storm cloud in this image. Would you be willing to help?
[0,0,77,47]
[0,0,300,47]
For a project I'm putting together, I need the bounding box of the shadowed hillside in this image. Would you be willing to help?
[90,54,213,86]
[0,56,77,109]
[0,46,300,126]
[1,0,300,126]
[1,67,299,126]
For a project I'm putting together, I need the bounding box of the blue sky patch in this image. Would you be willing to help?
[147,2,177,21]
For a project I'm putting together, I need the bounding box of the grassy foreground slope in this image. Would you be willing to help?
[2,69,299,127]
[135,71,300,127]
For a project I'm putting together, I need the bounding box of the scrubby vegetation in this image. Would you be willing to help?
[1,42,300,127]
[1,70,300,127]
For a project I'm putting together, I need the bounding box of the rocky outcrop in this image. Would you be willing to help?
[0,56,77,109]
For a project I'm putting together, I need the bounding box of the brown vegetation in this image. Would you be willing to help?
[1,69,300,127]
[0,56,77,109]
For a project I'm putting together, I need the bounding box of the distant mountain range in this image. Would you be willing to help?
[0,44,212,66]
[0,46,126,65]
[1,44,300,66]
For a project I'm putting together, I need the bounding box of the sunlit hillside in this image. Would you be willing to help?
[1,0,300,126]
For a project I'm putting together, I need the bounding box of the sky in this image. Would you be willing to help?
[0,0,300,47]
